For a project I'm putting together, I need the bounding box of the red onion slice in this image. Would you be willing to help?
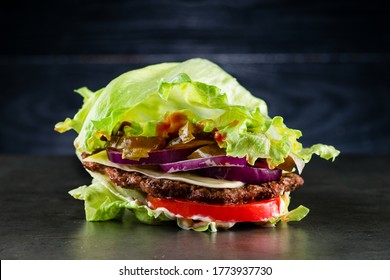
[160,156,247,173]
[107,148,195,165]
[197,166,282,184]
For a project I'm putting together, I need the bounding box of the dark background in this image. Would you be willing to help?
[1,0,389,155]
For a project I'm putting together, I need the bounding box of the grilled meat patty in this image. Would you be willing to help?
[83,160,304,205]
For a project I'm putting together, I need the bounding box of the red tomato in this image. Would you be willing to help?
[147,195,283,222]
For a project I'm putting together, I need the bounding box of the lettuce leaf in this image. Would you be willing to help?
[69,177,172,225]
[56,59,266,152]
[69,183,126,221]
[55,58,339,168]
[55,87,104,134]
[268,192,310,224]
[177,219,235,232]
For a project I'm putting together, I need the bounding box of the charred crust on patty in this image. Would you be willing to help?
[83,161,304,205]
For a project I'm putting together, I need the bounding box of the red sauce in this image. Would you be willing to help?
[214,131,225,144]
[156,112,188,137]
[213,120,238,144]
[229,119,239,127]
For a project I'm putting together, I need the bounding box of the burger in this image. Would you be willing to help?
[55,58,339,231]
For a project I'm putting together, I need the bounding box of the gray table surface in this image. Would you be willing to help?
[1,154,389,260]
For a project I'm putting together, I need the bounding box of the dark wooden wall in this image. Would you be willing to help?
[1,0,389,155]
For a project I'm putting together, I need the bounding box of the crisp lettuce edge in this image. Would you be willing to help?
[56,62,340,169]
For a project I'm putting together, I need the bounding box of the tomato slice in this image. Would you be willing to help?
[147,195,283,222]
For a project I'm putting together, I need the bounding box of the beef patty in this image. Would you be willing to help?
[83,160,304,205]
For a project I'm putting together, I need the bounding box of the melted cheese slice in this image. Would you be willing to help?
[84,151,245,189]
